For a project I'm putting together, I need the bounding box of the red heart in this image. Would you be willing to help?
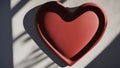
[45,11,99,58]
[35,1,107,65]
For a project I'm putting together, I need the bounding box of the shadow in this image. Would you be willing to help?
[25,56,48,68]
[0,0,30,68]
[45,62,58,68]
[15,48,47,68]
[22,36,31,43]
[0,0,13,68]
[13,31,26,43]
[59,0,66,3]
[23,5,67,67]
[11,0,29,16]
[86,33,120,68]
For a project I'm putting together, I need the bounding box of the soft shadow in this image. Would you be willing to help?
[0,0,30,68]
[11,0,29,16]
[45,62,57,68]
[13,31,26,43]
[86,33,120,68]
[15,48,48,68]
[59,0,66,3]
[23,5,67,67]
[0,0,13,68]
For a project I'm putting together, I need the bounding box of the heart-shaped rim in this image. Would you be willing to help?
[35,1,107,65]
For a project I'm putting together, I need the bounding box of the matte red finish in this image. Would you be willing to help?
[45,11,99,58]
[35,1,107,66]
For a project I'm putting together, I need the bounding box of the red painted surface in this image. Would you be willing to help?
[45,11,99,58]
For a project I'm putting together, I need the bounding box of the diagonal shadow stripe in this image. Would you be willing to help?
[86,33,120,68]
[59,0,66,3]
[11,0,29,16]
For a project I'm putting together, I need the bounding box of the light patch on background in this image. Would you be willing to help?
[11,0,20,9]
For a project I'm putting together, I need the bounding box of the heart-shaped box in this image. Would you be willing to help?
[35,1,107,66]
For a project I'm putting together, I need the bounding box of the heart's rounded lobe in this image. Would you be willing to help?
[44,11,99,58]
